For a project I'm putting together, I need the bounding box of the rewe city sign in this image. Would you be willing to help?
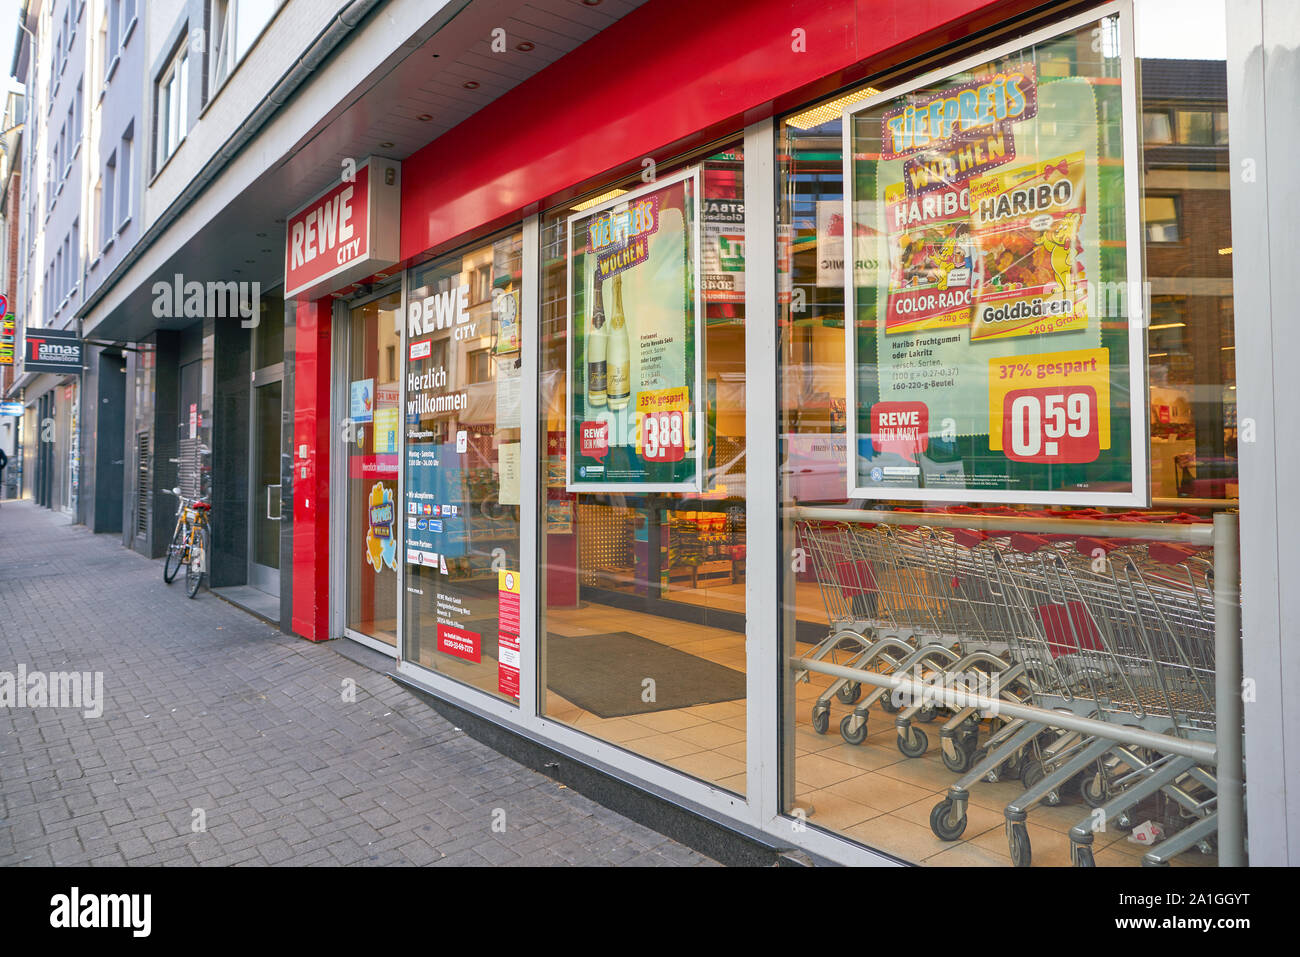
[283,157,401,300]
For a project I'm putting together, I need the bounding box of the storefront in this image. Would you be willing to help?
[275,0,1292,866]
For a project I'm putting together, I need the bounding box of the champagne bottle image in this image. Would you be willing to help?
[606,273,631,411]
[586,276,608,407]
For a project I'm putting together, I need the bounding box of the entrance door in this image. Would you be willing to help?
[342,288,403,649]
[249,372,282,593]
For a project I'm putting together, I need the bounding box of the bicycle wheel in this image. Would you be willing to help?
[164,520,187,583]
[186,526,208,598]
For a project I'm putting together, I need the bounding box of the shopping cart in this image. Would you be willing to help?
[930,526,1221,866]
[796,519,1030,766]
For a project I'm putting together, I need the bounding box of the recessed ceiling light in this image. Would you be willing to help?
[417,113,433,121]
[379,141,394,149]
[463,80,480,90]
[516,41,535,52]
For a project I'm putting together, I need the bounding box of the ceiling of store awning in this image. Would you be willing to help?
[85,0,647,343]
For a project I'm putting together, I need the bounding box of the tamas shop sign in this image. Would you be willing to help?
[23,326,83,374]
[283,157,401,300]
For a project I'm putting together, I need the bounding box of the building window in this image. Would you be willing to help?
[118,125,133,227]
[70,221,79,296]
[108,0,121,70]
[206,0,281,100]
[74,82,83,150]
[90,179,101,257]
[1176,109,1216,145]
[1145,194,1182,243]
[467,348,494,384]
[155,43,189,171]
[102,151,116,248]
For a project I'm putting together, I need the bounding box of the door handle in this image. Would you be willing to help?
[266,484,282,521]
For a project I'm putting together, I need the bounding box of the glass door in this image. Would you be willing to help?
[344,288,403,648]
[249,375,282,592]
[249,300,285,595]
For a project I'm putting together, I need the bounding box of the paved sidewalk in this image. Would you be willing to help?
[0,502,718,866]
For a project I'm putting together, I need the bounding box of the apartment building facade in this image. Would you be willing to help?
[5,0,1299,868]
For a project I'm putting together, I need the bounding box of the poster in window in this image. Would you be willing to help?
[566,167,705,492]
[843,8,1147,505]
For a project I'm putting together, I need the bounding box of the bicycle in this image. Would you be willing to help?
[163,487,211,598]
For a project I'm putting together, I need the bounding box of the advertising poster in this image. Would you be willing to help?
[0,313,15,366]
[843,10,1146,505]
[350,379,375,424]
[365,481,398,573]
[815,201,881,289]
[702,196,745,304]
[566,167,705,492]
[497,569,521,699]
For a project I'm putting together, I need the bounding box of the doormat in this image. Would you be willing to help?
[545,632,745,719]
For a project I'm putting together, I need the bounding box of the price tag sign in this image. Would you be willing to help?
[988,348,1110,463]
[638,409,686,462]
[634,386,689,463]
[1000,386,1100,463]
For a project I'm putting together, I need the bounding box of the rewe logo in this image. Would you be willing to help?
[50,887,151,937]
[151,274,261,328]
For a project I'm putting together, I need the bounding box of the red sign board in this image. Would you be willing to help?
[437,623,481,663]
[283,158,401,300]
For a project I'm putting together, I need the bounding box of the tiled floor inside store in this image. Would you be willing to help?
[540,601,1217,868]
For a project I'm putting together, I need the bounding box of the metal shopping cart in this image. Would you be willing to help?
[796,519,1031,765]
[976,529,1219,866]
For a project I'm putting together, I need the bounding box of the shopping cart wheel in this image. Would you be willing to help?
[879,691,902,715]
[811,705,830,736]
[1080,772,1108,808]
[942,737,976,774]
[1070,843,1096,867]
[1007,821,1032,867]
[930,798,968,841]
[840,713,869,746]
[916,704,939,723]
[835,682,862,705]
[898,724,928,758]
[1021,760,1046,790]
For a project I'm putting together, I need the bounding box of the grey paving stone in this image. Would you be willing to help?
[0,502,718,869]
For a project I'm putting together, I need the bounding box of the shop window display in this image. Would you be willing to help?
[777,2,1237,866]
[539,145,749,794]
[403,230,524,703]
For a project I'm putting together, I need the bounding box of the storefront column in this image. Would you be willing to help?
[291,298,332,641]
[1227,0,1300,866]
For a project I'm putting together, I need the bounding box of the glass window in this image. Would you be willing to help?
[156,43,188,171]
[1144,195,1181,242]
[118,125,133,226]
[102,151,116,247]
[1176,110,1215,145]
[539,144,749,795]
[207,0,280,98]
[403,230,523,703]
[776,1,1236,866]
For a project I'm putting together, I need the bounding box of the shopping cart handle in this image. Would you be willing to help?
[1148,542,1197,566]
[1010,533,1051,553]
